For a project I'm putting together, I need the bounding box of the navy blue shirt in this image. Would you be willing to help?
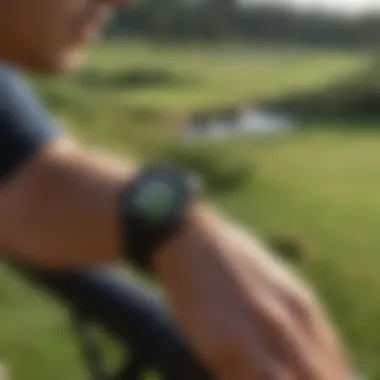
[0,66,59,183]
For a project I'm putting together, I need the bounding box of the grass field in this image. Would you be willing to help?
[1,43,380,379]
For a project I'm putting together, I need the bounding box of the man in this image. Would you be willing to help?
[0,0,353,379]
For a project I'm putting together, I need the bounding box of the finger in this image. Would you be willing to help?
[249,291,322,380]
[236,338,296,380]
[279,285,353,376]
[213,335,295,380]
[269,364,296,380]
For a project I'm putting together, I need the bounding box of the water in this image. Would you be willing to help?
[184,107,296,140]
[0,362,10,380]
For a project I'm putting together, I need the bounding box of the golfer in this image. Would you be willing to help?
[0,1,353,379]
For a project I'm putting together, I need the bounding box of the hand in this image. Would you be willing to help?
[154,206,353,380]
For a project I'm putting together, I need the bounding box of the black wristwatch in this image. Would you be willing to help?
[121,165,201,272]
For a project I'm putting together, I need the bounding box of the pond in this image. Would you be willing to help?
[184,107,296,140]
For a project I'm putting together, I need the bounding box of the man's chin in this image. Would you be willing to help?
[45,52,85,76]
[24,50,85,77]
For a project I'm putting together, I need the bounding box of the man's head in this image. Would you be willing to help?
[0,0,131,75]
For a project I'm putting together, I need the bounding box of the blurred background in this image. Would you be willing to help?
[1,0,380,379]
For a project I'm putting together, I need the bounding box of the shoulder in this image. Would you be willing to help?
[0,64,58,133]
[0,65,42,110]
[0,64,18,80]
[0,65,62,182]
[0,64,28,92]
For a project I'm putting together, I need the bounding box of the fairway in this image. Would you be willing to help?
[35,43,369,121]
[82,43,368,112]
[1,43,380,379]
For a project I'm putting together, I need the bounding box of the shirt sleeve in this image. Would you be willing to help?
[0,66,61,183]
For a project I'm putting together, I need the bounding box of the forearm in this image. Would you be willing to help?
[0,137,216,274]
[0,139,137,268]
[0,133,352,380]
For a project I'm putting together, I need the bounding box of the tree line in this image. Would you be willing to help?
[107,0,380,49]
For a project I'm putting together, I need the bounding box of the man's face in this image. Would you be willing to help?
[0,0,120,75]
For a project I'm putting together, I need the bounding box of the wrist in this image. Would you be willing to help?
[151,202,213,281]
[120,165,202,273]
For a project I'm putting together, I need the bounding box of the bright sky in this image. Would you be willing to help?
[243,0,380,14]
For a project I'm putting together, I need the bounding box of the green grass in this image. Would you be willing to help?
[82,43,366,112]
[212,130,380,377]
[1,42,379,379]
[36,42,369,118]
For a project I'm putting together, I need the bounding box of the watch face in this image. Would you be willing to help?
[134,179,179,222]
[130,167,192,226]
[128,166,199,227]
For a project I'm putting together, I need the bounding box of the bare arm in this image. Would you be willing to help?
[0,68,352,379]
[0,137,352,379]
[0,138,138,269]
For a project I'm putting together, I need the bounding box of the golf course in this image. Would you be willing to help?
[1,42,380,379]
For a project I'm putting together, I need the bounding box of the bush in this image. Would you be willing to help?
[267,62,380,121]
[73,67,197,90]
[153,143,255,196]
[268,235,312,263]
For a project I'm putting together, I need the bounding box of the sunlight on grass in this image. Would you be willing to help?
[2,42,379,379]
